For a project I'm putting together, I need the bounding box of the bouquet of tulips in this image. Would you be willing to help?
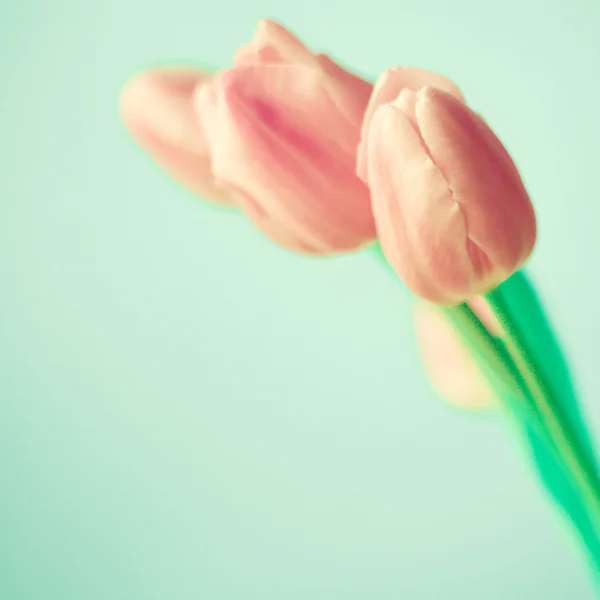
[120,19,600,587]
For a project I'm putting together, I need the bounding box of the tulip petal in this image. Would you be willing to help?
[235,20,371,131]
[367,102,476,303]
[413,302,495,409]
[119,67,232,204]
[415,87,536,273]
[315,53,373,128]
[229,187,322,254]
[197,65,375,253]
[357,67,464,183]
[233,19,316,67]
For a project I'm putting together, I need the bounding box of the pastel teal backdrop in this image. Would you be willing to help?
[2,0,600,597]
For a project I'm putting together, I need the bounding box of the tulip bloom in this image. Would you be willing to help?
[357,66,465,183]
[413,302,495,409]
[119,67,232,204]
[120,20,376,254]
[193,20,376,254]
[413,296,501,409]
[358,70,537,304]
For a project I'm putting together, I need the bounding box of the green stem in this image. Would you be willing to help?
[485,287,600,541]
[370,244,600,580]
[437,303,524,408]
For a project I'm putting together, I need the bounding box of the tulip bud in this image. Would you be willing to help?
[359,83,536,304]
[413,302,496,410]
[118,18,375,222]
[413,296,501,409]
[119,67,232,204]
[357,66,465,183]
[194,21,376,254]
[233,20,373,129]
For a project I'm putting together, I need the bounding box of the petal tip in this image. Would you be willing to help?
[118,73,151,123]
[416,85,437,101]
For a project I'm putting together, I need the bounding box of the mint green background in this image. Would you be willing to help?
[2,0,600,597]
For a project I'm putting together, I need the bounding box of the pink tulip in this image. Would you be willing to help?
[119,67,232,205]
[413,302,495,409]
[413,296,501,409]
[357,66,465,183]
[358,73,537,304]
[193,20,376,254]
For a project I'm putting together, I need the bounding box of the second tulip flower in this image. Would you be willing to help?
[358,70,537,304]
[194,20,377,255]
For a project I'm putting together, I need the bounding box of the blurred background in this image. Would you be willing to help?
[2,0,600,597]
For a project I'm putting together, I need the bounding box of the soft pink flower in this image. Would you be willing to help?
[413,296,501,409]
[120,20,376,254]
[119,67,232,205]
[357,66,464,183]
[413,302,495,409]
[193,20,376,254]
[358,73,537,304]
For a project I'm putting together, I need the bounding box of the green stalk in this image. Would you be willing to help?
[485,287,600,541]
[370,243,600,581]
[436,303,530,416]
